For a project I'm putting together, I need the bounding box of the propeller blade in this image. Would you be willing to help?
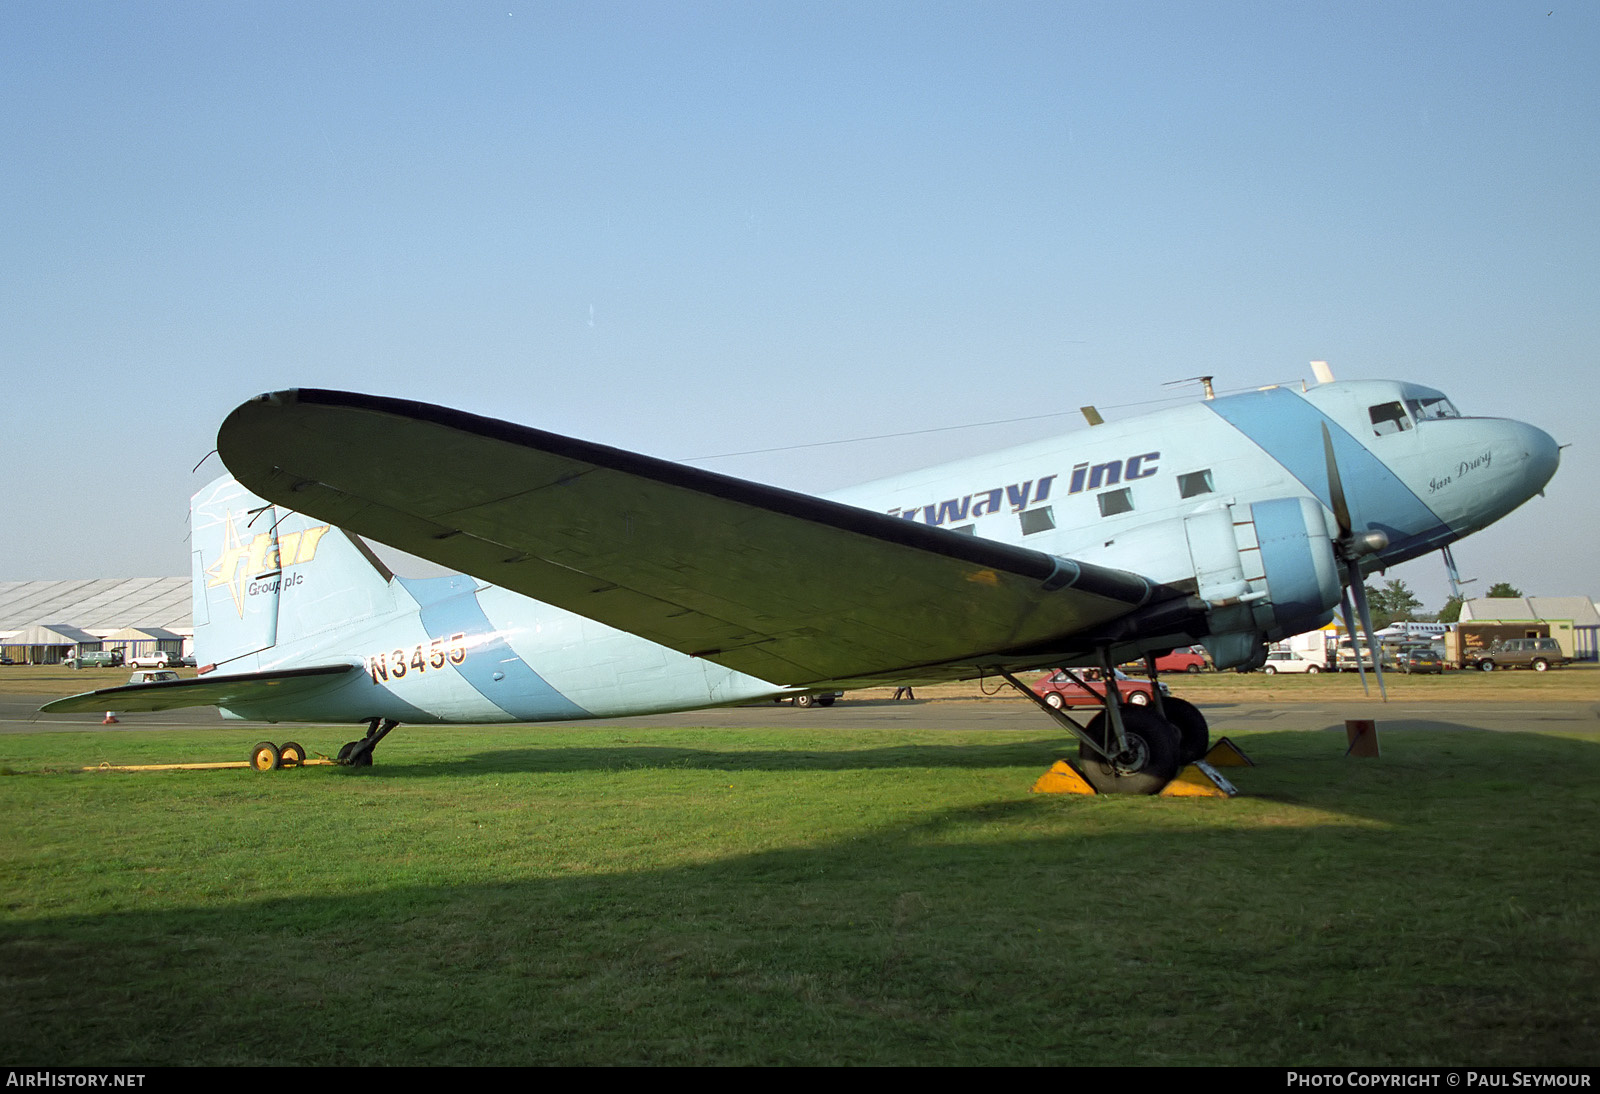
[1339,580,1370,696]
[1321,422,1353,541]
[1349,571,1388,702]
[1325,421,1385,699]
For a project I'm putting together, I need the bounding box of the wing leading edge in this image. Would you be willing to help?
[217,390,1183,686]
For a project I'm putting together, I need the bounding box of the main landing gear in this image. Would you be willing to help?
[336,717,400,767]
[1001,651,1211,795]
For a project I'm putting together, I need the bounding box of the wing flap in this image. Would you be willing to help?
[41,665,357,714]
[217,390,1170,685]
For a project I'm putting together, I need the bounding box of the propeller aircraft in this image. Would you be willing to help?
[46,373,1560,793]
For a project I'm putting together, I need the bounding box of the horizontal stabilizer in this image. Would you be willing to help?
[40,664,358,714]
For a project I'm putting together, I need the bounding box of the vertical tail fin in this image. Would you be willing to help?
[191,476,398,668]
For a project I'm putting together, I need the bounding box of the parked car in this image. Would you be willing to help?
[1466,638,1569,672]
[1398,649,1444,674]
[1260,650,1322,674]
[1334,643,1392,673]
[128,669,181,684]
[63,650,123,669]
[1032,668,1169,709]
[128,652,181,669]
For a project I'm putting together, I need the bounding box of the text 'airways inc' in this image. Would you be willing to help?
[887,452,1159,527]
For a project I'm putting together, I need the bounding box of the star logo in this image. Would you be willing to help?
[203,511,332,617]
[204,511,252,617]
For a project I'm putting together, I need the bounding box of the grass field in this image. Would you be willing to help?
[4,704,1600,1065]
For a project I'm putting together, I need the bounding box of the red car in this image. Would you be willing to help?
[1032,668,1170,710]
[1121,647,1208,675]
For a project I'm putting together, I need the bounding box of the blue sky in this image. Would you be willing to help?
[4,1,1596,612]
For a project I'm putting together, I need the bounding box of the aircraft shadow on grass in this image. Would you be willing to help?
[300,721,1600,786]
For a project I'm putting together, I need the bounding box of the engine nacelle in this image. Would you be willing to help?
[1187,497,1341,669]
[1066,495,1343,669]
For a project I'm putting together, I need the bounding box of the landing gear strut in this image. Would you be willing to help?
[1000,648,1209,795]
[1130,651,1209,765]
[337,718,399,767]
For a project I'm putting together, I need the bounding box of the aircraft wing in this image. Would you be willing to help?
[217,390,1185,687]
[41,665,358,714]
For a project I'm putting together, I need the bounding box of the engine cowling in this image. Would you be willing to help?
[1186,496,1341,669]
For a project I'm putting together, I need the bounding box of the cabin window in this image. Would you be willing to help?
[1019,507,1055,535]
[1178,470,1215,498]
[1369,401,1412,436]
[1098,488,1133,517]
[1407,395,1460,422]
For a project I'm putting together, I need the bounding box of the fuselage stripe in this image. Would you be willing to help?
[412,583,591,720]
[1204,388,1449,558]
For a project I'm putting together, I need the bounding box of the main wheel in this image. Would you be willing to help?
[1076,708,1182,795]
[1162,697,1210,765]
[250,741,281,772]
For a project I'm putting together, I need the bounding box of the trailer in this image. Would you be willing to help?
[1446,622,1552,670]
[1274,625,1338,669]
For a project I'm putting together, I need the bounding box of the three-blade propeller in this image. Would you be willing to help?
[1322,424,1390,700]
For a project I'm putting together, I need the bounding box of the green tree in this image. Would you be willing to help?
[1486,582,1524,598]
[1363,579,1422,628]
[1378,579,1422,621]
[1438,595,1464,624]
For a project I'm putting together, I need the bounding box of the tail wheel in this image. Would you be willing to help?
[278,741,306,768]
[249,741,281,772]
[1076,708,1182,795]
[336,740,375,767]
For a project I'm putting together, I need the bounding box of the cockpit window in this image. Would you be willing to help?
[1406,395,1460,422]
[1369,401,1413,436]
